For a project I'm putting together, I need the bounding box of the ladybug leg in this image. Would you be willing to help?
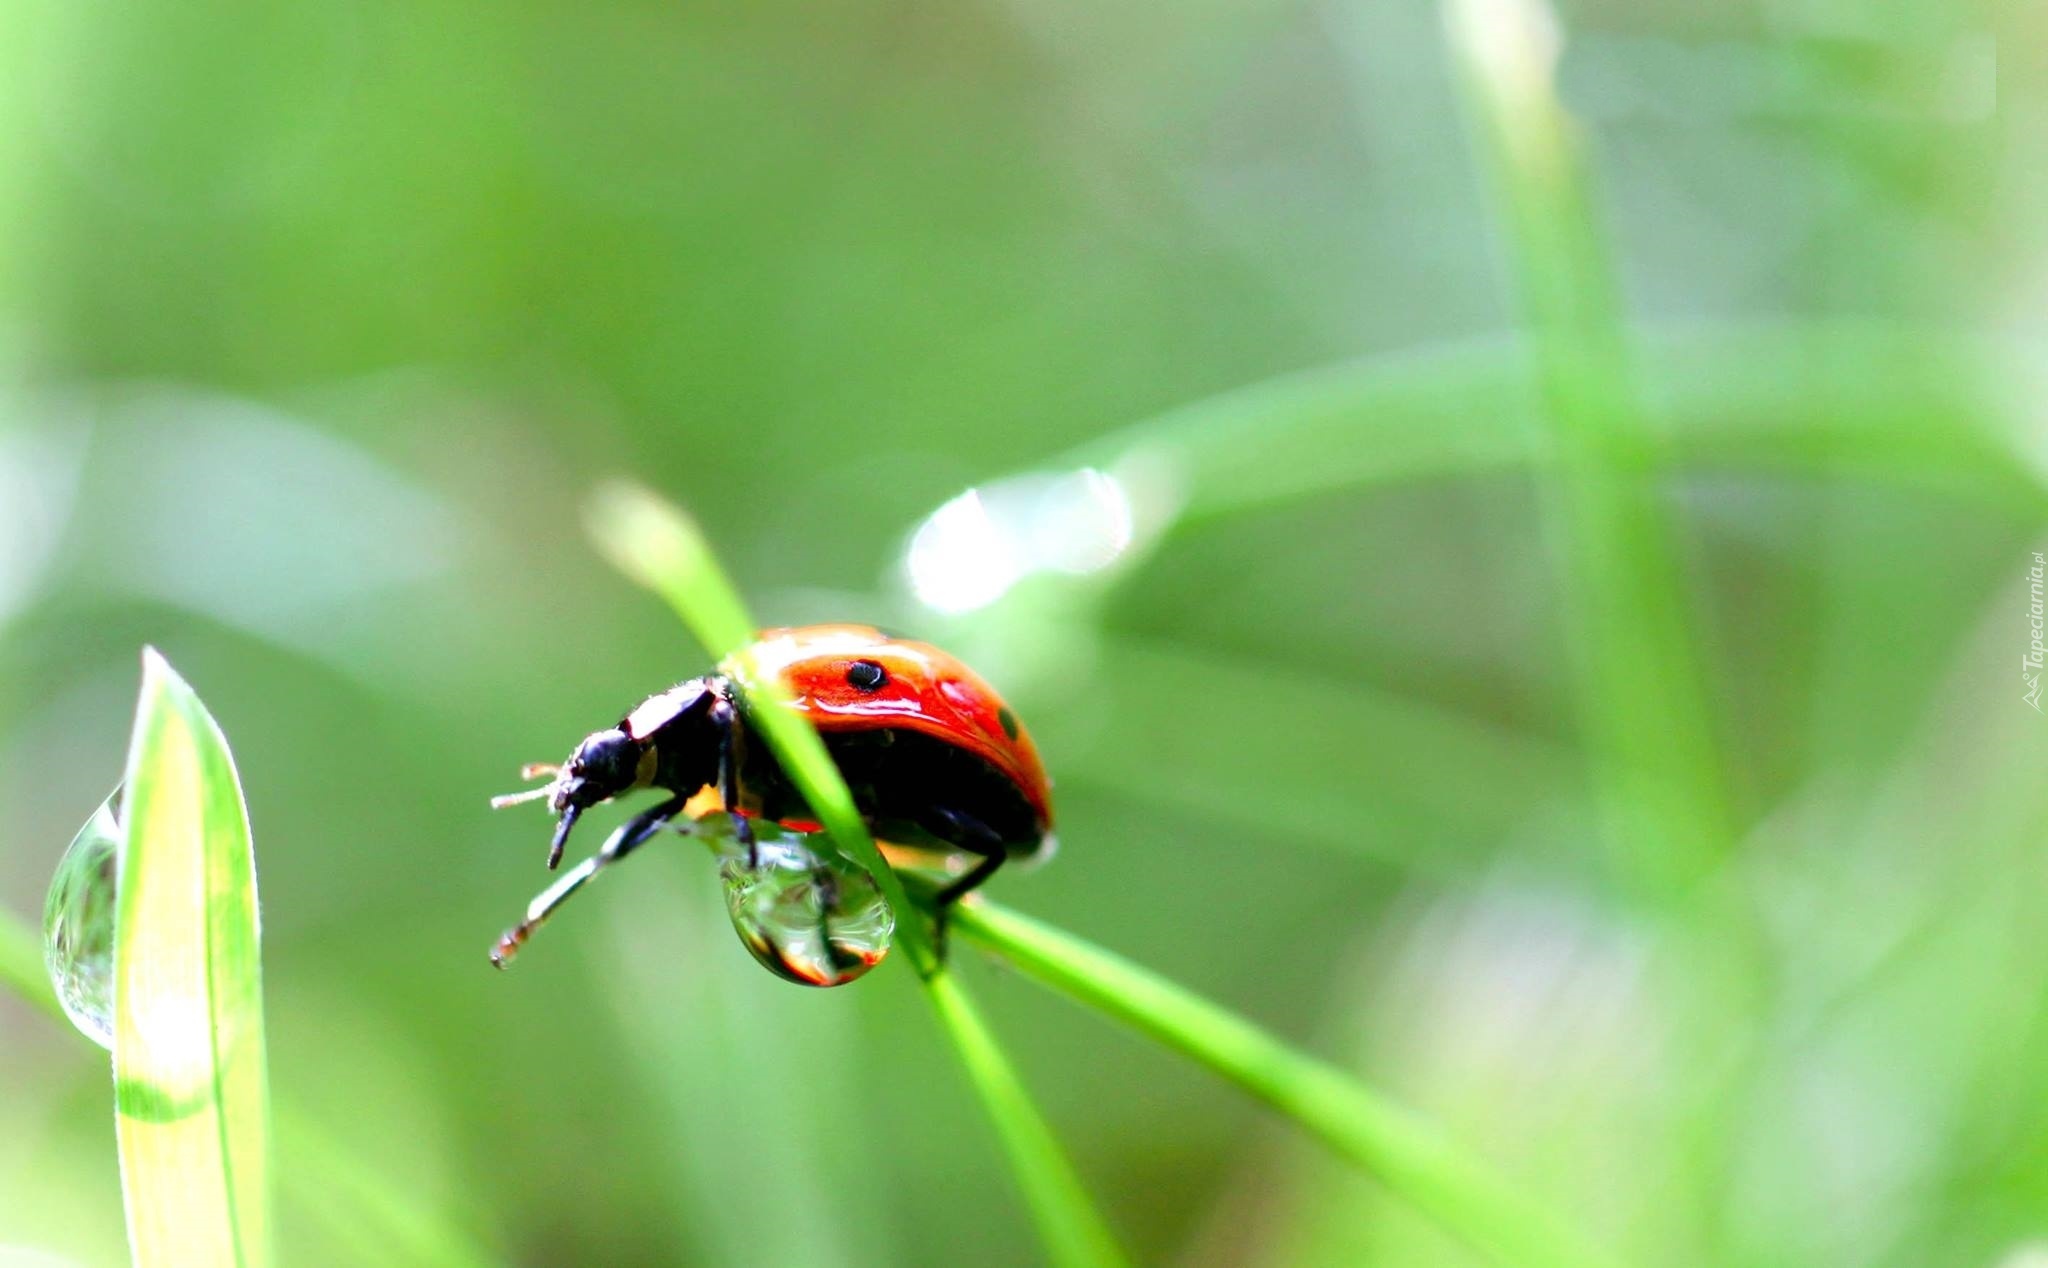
[931,848,1003,959]
[812,863,841,910]
[607,794,691,858]
[726,794,757,867]
[730,807,757,867]
[490,793,686,967]
[806,864,861,975]
[922,806,1007,958]
[712,698,759,867]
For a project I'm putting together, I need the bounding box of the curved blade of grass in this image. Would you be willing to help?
[950,897,1619,1268]
[1047,324,2036,537]
[584,481,1126,1268]
[113,648,271,1268]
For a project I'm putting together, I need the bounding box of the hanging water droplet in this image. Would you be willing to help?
[720,829,893,988]
[43,787,123,1050]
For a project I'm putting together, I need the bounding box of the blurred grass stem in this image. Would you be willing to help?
[1444,0,1732,897]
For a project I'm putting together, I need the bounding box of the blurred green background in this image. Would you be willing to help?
[1,0,2042,1264]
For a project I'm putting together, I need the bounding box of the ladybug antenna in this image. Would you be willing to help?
[488,785,554,810]
[490,762,580,870]
[490,762,564,810]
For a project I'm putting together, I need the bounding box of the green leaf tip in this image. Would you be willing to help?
[114,649,272,1268]
[583,480,753,660]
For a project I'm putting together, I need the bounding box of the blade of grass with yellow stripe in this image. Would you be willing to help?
[112,649,272,1268]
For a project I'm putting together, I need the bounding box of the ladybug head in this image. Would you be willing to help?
[555,727,643,807]
[546,727,647,867]
[492,725,650,870]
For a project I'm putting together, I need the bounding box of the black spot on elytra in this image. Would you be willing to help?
[996,706,1019,741]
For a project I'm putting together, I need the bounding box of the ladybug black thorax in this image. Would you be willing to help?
[627,676,728,800]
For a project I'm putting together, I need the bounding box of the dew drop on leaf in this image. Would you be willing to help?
[720,830,893,988]
[43,786,123,1050]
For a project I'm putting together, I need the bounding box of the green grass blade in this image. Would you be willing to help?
[583,480,762,692]
[924,972,1127,1268]
[952,899,1619,1268]
[1048,324,2036,536]
[585,478,938,976]
[585,482,1126,1268]
[113,648,271,1268]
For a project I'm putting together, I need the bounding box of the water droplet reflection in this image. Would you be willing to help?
[44,787,124,1050]
[720,830,893,988]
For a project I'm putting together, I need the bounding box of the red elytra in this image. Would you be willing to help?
[735,623,1053,831]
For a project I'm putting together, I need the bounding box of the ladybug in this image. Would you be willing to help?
[489,624,1053,969]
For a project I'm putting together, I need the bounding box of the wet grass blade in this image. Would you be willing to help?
[952,898,1618,1268]
[584,479,937,976]
[586,482,1127,1268]
[113,648,271,1268]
